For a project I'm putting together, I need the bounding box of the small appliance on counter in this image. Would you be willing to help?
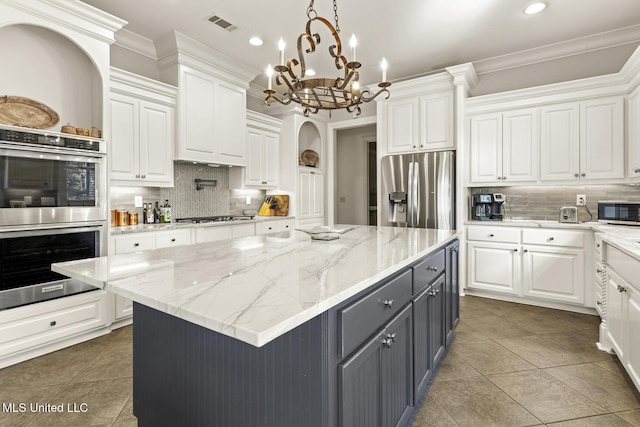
[471,193,504,221]
[559,206,579,223]
[598,201,640,226]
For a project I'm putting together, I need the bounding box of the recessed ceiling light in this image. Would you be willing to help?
[524,2,546,14]
[306,69,316,76]
[249,37,263,46]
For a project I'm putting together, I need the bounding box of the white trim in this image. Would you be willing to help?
[114,28,157,60]
[327,115,377,225]
[109,67,177,105]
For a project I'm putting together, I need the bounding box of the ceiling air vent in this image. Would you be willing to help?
[207,15,238,32]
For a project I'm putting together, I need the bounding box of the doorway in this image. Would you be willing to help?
[335,124,377,226]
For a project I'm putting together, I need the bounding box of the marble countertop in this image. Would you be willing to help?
[465,220,596,230]
[110,216,293,235]
[53,226,459,347]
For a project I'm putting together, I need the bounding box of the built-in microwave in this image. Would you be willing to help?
[598,201,640,226]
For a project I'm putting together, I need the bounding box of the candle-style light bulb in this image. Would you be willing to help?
[350,34,357,62]
[381,57,388,82]
[278,38,285,65]
[266,65,273,90]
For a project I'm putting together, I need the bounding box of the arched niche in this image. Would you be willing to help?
[0,24,103,131]
[298,120,323,169]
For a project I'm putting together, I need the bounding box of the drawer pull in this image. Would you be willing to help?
[50,321,57,327]
[547,237,555,241]
[581,173,585,177]
[381,333,397,348]
[285,225,289,228]
[489,234,494,237]
[268,227,272,230]
[618,285,627,293]
[429,289,439,297]
[134,243,140,247]
[426,266,438,272]
[382,299,394,308]
[574,173,579,178]
[523,249,528,253]
[513,248,518,252]
[171,238,176,242]
[635,168,640,173]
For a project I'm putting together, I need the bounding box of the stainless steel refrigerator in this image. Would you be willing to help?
[381,151,455,229]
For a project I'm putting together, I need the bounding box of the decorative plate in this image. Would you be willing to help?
[0,96,60,129]
[300,149,319,167]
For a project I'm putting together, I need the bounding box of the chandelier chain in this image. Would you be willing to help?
[333,0,340,33]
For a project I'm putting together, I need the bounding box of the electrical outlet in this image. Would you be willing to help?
[134,196,143,208]
[576,194,586,206]
[245,196,251,205]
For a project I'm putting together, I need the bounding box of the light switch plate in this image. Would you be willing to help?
[134,196,143,207]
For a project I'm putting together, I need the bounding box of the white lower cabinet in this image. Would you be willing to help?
[0,291,109,368]
[466,226,590,309]
[467,241,520,295]
[196,226,232,243]
[255,218,295,235]
[603,244,640,391]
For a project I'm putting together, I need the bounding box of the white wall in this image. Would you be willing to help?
[336,124,376,225]
[0,24,101,130]
[110,44,161,81]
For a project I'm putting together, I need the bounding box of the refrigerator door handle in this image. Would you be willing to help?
[407,161,415,227]
[413,161,420,227]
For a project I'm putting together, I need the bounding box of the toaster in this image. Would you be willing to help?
[559,206,578,223]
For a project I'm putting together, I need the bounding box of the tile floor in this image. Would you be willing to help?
[414,296,640,427]
[0,295,638,427]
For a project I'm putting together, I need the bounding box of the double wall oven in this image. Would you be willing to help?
[0,125,107,310]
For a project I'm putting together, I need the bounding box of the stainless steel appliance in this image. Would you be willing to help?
[471,193,505,221]
[175,215,255,224]
[559,206,578,223]
[598,201,640,226]
[0,125,107,309]
[381,151,455,229]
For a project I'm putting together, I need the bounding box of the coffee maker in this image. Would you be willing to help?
[471,193,505,221]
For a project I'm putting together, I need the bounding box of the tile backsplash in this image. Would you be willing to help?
[470,184,640,222]
[110,163,265,219]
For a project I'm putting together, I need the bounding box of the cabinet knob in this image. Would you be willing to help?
[268,227,272,230]
[513,248,518,252]
[262,181,267,184]
[618,285,627,293]
[635,168,640,173]
[497,177,502,180]
[142,174,146,178]
[596,301,602,305]
[381,334,396,348]
[489,234,494,237]
[382,299,394,308]
[50,321,57,327]
[597,243,601,248]
[523,249,528,253]
[429,290,437,297]
[134,243,139,247]
[547,237,555,241]
[136,174,140,178]
[581,173,585,177]
[597,268,604,273]
[171,238,176,242]
[426,266,438,272]
[502,176,507,180]
[413,145,417,148]
[285,225,289,229]
[574,173,579,178]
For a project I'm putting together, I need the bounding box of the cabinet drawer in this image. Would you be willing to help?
[232,223,255,238]
[196,226,232,244]
[467,226,520,243]
[338,269,412,358]
[256,219,295,235]
[413,249,445,294]
[0,291,108,357]
[522,229,584,248]
[113,233,156,254]
[155,229,191,249]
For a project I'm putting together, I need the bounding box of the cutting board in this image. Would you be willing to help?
[258,195,289,216]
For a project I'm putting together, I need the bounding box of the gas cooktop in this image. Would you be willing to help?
[175,215,254,224]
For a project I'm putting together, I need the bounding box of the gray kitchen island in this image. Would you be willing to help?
[53,225,460,427]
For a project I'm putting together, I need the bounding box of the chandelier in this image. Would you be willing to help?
[264,0,390,117]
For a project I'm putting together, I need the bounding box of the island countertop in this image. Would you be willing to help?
[52,226,459,347]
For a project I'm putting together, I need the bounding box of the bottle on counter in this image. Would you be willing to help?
[142,203,148,224]
[155,201,162,224]
[163,199,172,223]
[146,202,155,224]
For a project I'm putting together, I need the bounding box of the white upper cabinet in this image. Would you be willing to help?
[628,90,640,180]
[176,65,247,166]
[469,108,538,184]
[109,68,176,187]
[540,97,623,182]
[386,91,453,154]
[229,111,281,189]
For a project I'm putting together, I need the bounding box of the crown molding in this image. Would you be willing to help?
[110,66,177,104]
[0,0,127,44]
[114,28,157,60]
[155,30,258,88]
[620,43,640,92]
[446,63,478,95]
[474,24,640,75]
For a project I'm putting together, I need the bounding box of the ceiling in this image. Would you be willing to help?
[80,0,640,87]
